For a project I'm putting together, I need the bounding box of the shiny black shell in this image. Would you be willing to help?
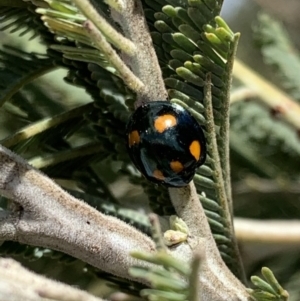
[125,101,206,187]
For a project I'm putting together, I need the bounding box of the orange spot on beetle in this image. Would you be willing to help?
[153,169,165,180]
[189,140,201,161]
[154,114,177,133]
[128,130,140,147]
[170,161,184,173]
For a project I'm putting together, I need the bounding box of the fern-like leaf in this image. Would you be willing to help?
[253,13,300,102]
[0,47,54,107]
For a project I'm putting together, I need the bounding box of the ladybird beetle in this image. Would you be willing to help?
[125,101,206,187]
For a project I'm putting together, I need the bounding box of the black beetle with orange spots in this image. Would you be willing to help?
[125,101,206,187]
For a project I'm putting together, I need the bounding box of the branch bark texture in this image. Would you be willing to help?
[0,258,104,301]
[169,183,251,301]
[0,145,155,282]
[110,0,168,106]
[0,144,253,301]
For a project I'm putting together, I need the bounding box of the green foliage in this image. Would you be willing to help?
[227,12,300,301]
[0,6,39,39]
[0,0,241,281]
[129,216,203,301]
[253,13,300,102]
[0,47,54,108]
[1,1,243,276]
[250,267,289,301]
[230,101,300,179]
[1,0,300,300]
[130,251,191,301]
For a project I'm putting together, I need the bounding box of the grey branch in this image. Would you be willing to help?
[110,0,168,106]
[0,145,155,282]
[168,184,251,301]
[0,258,104,301]
[0,144,253,301]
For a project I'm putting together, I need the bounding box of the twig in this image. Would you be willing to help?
[0,144,155,282]
[83,20,144,93]
[204,74,229,236]
[28,142,103,169]
[1,103,94,148]
[168,112,249,299]
[168,182,212,239]
[235,218,300,245]
[188,249,204,301]
[148,213,167,251]
[168,180,250,301]
[40,15,93,47]
[219,33,240,213]
[104,0,125,12]
[233,177,300,194]
[71,0,136,55]
[110,0,167,106]
[0,258,104,301]
[203,73,246,282]
[230,87,257,104]
[0,64,55,108]
[233,59,300,131]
